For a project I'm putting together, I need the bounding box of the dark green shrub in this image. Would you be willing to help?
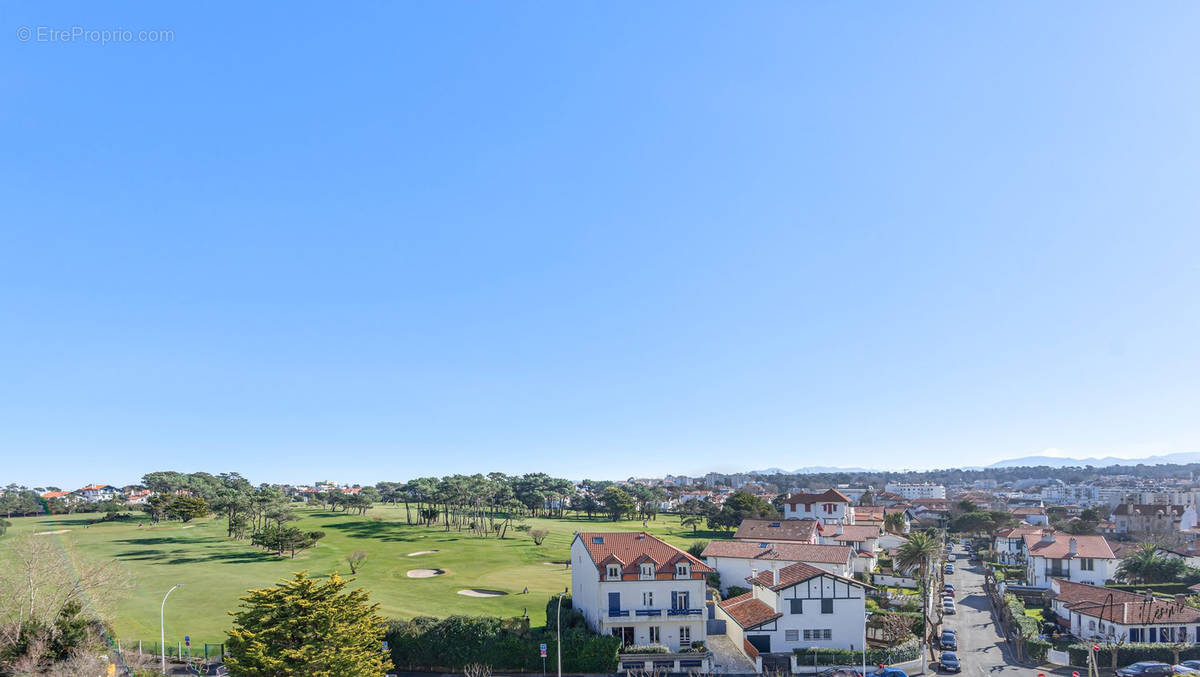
[725,585,751,598]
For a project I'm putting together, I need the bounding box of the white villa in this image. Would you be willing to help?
[570,532,711,651]
[1050,578,1200,643]
[702,540,854,594]
[1023,532,1117,588]
[717,561,871,657]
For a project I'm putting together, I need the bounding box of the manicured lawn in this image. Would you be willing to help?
[1,507,727,648]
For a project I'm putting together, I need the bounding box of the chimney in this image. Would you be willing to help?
[1041,531,1056,544]
[771,564,779,587]
[1069,538,1077,556]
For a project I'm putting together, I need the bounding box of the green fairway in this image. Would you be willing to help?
[1,507,727,648]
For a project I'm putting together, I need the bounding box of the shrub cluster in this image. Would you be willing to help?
[1067,643,1200,666]
[793,638,920,665]
[385,597,619,673]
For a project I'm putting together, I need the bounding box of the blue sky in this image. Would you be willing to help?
[3,2,1199,488]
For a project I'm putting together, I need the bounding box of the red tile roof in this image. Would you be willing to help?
[745,561,871,591]
[783,489,851,505]
[734,518,819,543]
[826,525,881,542]
[1024,533,1115,560]
[40,490,72,499]
[1011,507,1047,516]
[1053,579,1200,624]
[701,540,852,565]
[853,506,885,520]
[718,593,781,629]
[575,532,713,576]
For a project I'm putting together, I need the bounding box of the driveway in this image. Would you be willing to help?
[938,545,1022,677]
[708,634,758,674]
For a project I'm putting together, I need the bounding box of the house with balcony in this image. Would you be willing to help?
[1050,578,1200,643]
[701,541,853,595]
[782,490,851,525]
[570,532,711,651]
[716,561,871,658]
[1023,532,1117,588]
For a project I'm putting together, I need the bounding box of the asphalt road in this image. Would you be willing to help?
[937,544,1022,677]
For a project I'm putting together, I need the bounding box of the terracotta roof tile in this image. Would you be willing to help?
[1053,578,1200,624]
[576,532,713,575]
[783,489,852,506]
[1024,533,1115,560]
[718,593,781,629]
[734,518,819,543]
[701,540,852,564]
[745,561,872,591]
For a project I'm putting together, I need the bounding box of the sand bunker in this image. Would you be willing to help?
[181,525,195,529]
[543,560,569,566]
[407,550,439,556]
[34,530,70,536]
[457,589,507,597]
[406,569,445,578]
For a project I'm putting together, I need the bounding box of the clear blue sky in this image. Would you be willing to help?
[4,2,1200,489]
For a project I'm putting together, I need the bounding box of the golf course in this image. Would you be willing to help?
[1,506,726,648]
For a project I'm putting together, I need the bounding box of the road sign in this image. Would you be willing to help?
[383,640,389,652]
[540,643,547,658]
[185,635,191,647]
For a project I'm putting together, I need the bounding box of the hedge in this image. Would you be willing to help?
[1024,637,1050,662]
[1004,594,1039,639]
[385,597,620,672]
[621,644,669,655]
[1068,643,1200,667]
[794,638,920,665]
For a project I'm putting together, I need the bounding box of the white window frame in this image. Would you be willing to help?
[675,563,690,578]
[607,565,620,580]
[640,564,654,580]
[649,626,660,644]
[643,591,654,606]
[679,626,691,648]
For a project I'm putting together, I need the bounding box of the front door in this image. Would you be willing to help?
[748,634,771,653]
[679,626,691,648]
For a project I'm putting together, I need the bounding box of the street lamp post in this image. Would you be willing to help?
[161,584,184,675]
[556,589,566,677]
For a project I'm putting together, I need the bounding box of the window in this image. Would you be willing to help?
[672,591,690,610]
[640,564,654,580]
[790,599,803,614]
[675,563,690,578]
[643,592,654,606]
[1088,620,1095,630]
[649,627,660,644]
[607,565,620,579]
[1081,558,1095,571]
[1130,628,1143,642]
[803,629,833,641]
[785,630,799,642]
[805,504,812,512]
[821,599,834,614]
[679,627,691,648]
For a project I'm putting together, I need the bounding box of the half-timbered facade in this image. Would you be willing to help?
[717,561,870,657]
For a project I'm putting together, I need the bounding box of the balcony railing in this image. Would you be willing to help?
[607,610,630,617]
[634,609,663,617]
[666,608,704,617]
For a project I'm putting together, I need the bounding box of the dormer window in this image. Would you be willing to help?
[675,563,690,578]
[639,564,654,580]
[606,565,620,580]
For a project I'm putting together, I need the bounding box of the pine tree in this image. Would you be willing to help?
[225,571,392,677]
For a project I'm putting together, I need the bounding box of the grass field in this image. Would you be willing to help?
[1,507,727,648]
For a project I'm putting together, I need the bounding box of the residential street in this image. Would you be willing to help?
[939,546,1021,677]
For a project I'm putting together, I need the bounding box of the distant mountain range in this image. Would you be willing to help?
[985,451,1200,469]
[745,452,1200,475]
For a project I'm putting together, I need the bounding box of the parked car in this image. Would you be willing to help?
[940,629,957,650]
[1172,667,1197,675]
[874,668,908,677]
[943,583,955,594]
[1179,662,1200,672]
[944,563,954,574]
[947,554,956,562]
[942,601,956,615]
[1116,662,1173,677]
[940,652,962,673]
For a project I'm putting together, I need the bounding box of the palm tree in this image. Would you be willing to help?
[884,512,907,534]
[895,531,940,661]
[1116,543,1182,584]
